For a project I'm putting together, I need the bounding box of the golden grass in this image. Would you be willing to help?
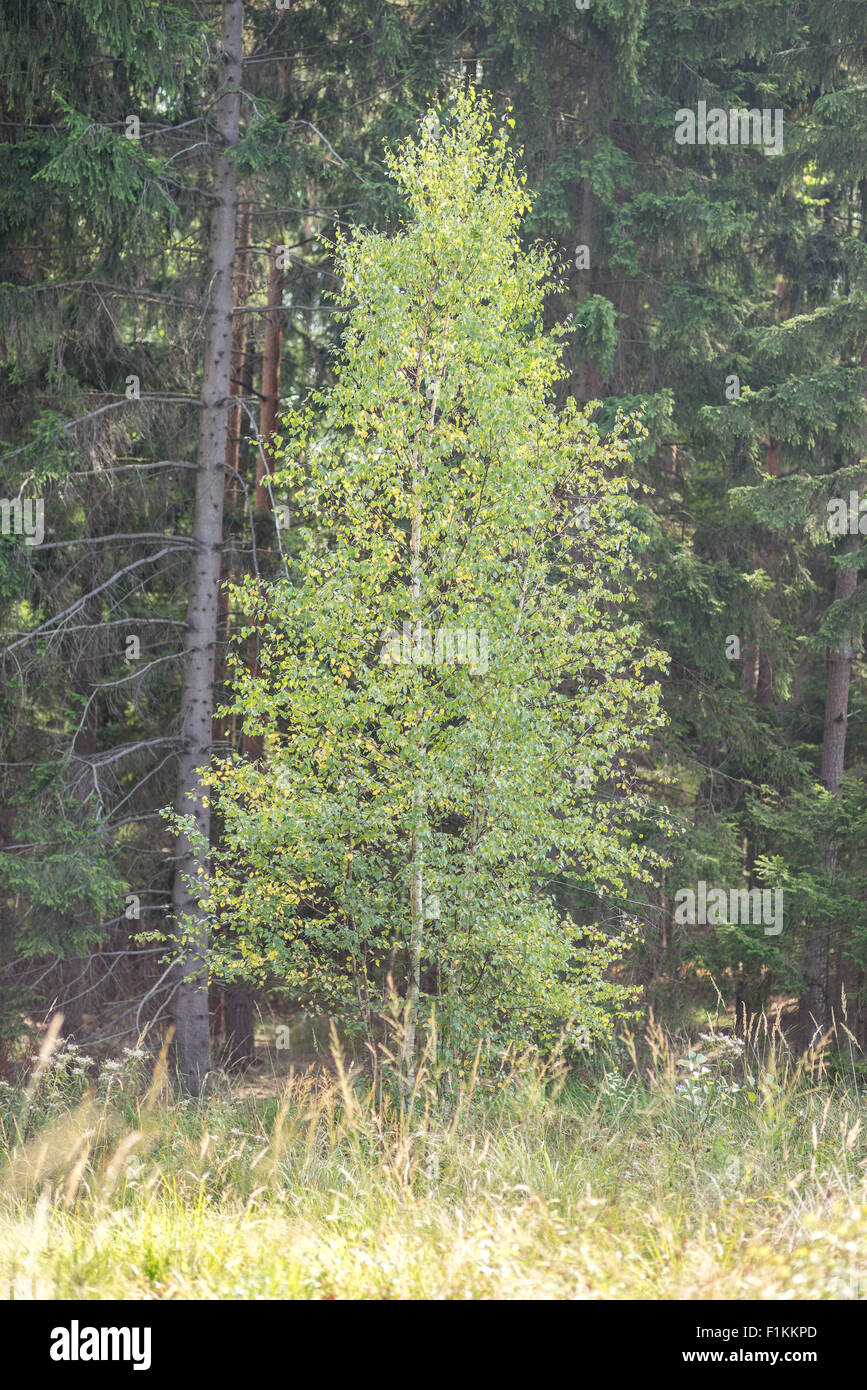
[1,1012,865,1299]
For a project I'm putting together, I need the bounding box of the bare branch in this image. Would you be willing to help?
[0,548,194,656]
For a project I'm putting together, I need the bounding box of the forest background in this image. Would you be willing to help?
[2,0,867,1097]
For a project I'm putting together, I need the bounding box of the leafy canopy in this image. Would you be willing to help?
[194,91,668,1062]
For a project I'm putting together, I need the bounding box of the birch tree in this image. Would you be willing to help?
[196,93,667,1081]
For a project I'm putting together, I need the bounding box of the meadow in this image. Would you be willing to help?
[1,1015,865,1301]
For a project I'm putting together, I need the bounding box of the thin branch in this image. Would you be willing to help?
[0,548,192,656]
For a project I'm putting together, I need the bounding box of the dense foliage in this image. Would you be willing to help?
[191,97,666,1064]
[1,1,866,1083]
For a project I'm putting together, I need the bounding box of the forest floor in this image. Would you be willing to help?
[0,1017,865,1299]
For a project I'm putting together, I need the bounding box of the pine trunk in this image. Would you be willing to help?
[213,199,252,752]
[58,479,102,1040]
[171,0,243,1095]
[223,984,256,1070]
[255,243,284,511]
[242,244,284,764]
[802,537,859,1047]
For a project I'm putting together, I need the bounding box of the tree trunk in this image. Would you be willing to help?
[171,0,243,1095]
[213,199,252,752]
[401,322,444,1092]
[255,243,284,511]
[226,200,253,503]
[57,478,102,1040]
[223,983,256,1070]
[576,157,604,403]
[401,491,425,1094]
[242,244,284,763]
[802,533,859,1048]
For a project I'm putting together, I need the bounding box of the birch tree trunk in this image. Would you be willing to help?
[171,0,243,1094]
[401,302,448,1093]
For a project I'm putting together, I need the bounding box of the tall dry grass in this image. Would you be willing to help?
[0,1009,865,1299]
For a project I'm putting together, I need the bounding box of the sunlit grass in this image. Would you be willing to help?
[0,1013,865,1299]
